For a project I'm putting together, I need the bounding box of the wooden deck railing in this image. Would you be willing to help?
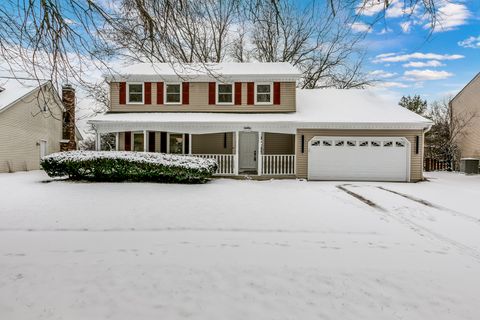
[261,155,296,175]
[193,154,236,175]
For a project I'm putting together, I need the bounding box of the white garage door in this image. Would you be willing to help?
[308,136,410,182]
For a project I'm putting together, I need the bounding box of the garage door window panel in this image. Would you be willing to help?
[347,141,356,147]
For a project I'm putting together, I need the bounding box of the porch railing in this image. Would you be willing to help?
[193,154,236,175]
[261,155,296,175]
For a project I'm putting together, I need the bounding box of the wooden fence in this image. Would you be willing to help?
[424,158,450,172]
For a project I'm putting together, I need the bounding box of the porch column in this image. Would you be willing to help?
[115,132,119,151]
[143,130,148,152]
[234,131,239,175]
[188,133,192,154]
[95,131,101,151]
[258,131,262,176]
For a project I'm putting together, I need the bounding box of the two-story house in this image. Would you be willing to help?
[89,62,432,182]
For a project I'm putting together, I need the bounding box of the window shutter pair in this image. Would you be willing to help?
[119,82,189,105]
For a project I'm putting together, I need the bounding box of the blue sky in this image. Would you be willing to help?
[349,0,480,103]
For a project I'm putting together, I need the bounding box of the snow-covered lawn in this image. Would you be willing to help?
[1,171,480,319]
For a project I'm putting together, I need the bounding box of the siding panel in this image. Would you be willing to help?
[451,74,480,158]
[0,85,63,172]
[111,82,296,112]
[192,133,233,154]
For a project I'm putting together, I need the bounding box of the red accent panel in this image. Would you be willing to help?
[208,82,216,105]
[156,82,164,104]
[119,82,126,105]
[148,131,155,152]
[144,82,152,104]
[234,82,242,105]
[182,82,189,105]
[247,82,254,105]
[273,82,281,105]
[124,132,131,151]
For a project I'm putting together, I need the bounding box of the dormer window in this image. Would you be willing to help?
[127,83,143,104]
[216,83,234,104]
[165,83,182,104]
[255,83,273,104]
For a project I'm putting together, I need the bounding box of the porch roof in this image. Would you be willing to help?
[90,89,433,134]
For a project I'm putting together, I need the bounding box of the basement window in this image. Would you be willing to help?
[127,83,144,104]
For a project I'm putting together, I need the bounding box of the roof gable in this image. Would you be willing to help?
[451,72,480,104]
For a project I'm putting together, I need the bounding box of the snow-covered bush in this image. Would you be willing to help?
[41,151,217,183]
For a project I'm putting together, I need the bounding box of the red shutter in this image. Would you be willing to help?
[119,82,126,105]
[144,82,152,104]
[182,82,189,105]
[124,132,131,151]
[273,82,281,105]
[208,82,216,105]
[148,131,155,152]
[156,82,164,104]
[247,82,254,105]
[234,82,242,105]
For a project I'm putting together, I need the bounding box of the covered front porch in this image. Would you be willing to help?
[96,130,296,177]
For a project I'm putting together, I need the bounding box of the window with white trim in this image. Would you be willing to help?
[255,83,273,104]
[217,83,233,104]
[127,83,143,104]
[165,83,182,104]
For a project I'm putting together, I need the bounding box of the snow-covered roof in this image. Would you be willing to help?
[0,79,49,112]
[90,89,433,134]
[105,62,302,82]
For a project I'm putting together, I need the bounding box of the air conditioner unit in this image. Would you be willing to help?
[460,158,479,174]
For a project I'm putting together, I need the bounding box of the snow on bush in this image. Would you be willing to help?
[41,151,217,183]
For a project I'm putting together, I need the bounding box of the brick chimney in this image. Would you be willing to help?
[61,84,77,151]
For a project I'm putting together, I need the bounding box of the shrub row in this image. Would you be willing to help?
[41,151,217,183]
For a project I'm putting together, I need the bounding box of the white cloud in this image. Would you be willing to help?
[355,0,385,16]
[377,81,409,88]
[385,1,414,18]
[378,28,392,35]
[350,22,372,33]
[374,52,464,63]
[402,60,445,68]
[400,21,412,33]
[369,70,397,78]
[404,69,453,81]
[356,0,413,18]
[458,35,480,48]
[428,2,471,32]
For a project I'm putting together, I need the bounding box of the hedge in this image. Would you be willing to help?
[41,151,217,183]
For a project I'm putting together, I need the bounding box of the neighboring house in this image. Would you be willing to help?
[450,72,480,159]
[0,79,81,173]
[89,63,432,182]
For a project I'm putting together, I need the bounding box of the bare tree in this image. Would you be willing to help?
[425,98,477,170]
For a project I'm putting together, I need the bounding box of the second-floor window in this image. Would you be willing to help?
[217,83,234,104]
[255,83,272,104]
[127,83,144,104]
[165,83,182,104]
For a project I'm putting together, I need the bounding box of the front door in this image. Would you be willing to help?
[239,132,258,173]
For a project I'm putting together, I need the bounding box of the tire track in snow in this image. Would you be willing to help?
[338,184,480,262]
[377,186,480,226]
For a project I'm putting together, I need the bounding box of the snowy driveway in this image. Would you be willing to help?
[1,171,480,319]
